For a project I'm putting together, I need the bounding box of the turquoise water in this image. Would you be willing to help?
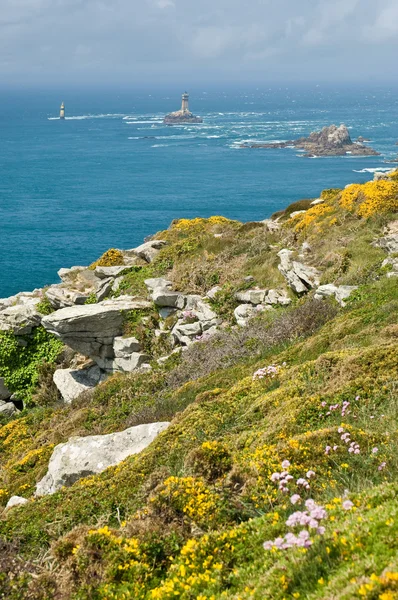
[1,85,398,298]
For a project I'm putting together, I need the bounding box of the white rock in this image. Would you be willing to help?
[113,336,141,358]
[144,278,172,293]
[0,304,42,335]
[57,266,87,282]
[112,353,151,373]
[5,496,29,509]
[314,284,357,307]
[205,286,222,300]
[0,402,19,417]
[42,298,152,367]
[290,210,307,219]
[310,198,324,206]
[54,365,106,403]
[46,285,89,309]
[264,289,292,306]
[173,321,202,344]
[278,249,320,294]
[235,289,266,305]
[152,290,186,309]
[234,304,257,327]
[35,422,170,496]
[94,266,131,279]
[127,240,167,263]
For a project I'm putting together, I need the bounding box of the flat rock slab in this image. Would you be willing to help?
[53,365,106,404]
[42,298,152,364]
[0,304,42,335]
[35,422,170,496]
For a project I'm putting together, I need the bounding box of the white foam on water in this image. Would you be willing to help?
[353,167,394,173]
[126,120,163,124]
[152,144,169,148]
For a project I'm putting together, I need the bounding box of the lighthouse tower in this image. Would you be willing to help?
[181,92,189,113]
[60,102,65,120]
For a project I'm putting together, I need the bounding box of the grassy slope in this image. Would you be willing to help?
[0,179,397,599]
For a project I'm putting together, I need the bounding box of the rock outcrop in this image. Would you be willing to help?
[0,304,42,335]
[314,284,358,306]
[243,124,379,157]
[35,422,170,496]
[53,365,106,404]
[41,297,152,371]
[278,249,320,294]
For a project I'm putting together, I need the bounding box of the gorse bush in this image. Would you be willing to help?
[0,173,397,599]
[340,179,398,218]
[89,248,125,269]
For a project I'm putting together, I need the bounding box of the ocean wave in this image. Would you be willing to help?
[353,167,393,173]
[126,120,163,124]
[151,144,169,148]
[48,113,125,121]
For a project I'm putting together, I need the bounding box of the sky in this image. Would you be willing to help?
[1,0,398,86]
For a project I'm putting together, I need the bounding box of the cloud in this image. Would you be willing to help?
[0,0,396,84]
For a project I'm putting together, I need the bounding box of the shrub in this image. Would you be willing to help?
[185,441,233,481]
[89,248,124,269]
[340,180,398,218]
[168,298,337,389]
[0,328,63,405]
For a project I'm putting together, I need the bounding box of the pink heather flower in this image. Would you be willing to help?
[310,506,327,520]
[305,499,316,510]
[342,500,354,511]
[273,537,285,549]
[290,494,301,505]
[378,462,386,471]
[306,470,316,479]
[317,526,326,535]
[354,449,360,455]
[333,445,338,451]
[338,427,344,433]
[325,446,331,455]
[296,478,308,487]
[263,541,274,550]
[348,447,354,453]
[321,401,327,407]
[372,447,378,454]
[270,473,281,482]
[355,395,360,401]
[281,460,291,469]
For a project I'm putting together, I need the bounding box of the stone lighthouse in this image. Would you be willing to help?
[163,91,203,124]
[60,102,65,120]
[181,92,189,113]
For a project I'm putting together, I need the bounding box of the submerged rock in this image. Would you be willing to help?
[35,422,170,496]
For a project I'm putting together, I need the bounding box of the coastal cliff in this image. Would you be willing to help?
[0,170,398,599]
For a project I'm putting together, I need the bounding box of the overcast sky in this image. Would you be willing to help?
[1,0,398,86]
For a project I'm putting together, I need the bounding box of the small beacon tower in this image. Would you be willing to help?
[181,92,189,113]
[60,102,65,120]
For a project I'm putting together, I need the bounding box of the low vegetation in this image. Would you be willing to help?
[0,172,397,599]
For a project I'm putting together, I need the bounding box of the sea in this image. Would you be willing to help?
[1,84,398,298]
